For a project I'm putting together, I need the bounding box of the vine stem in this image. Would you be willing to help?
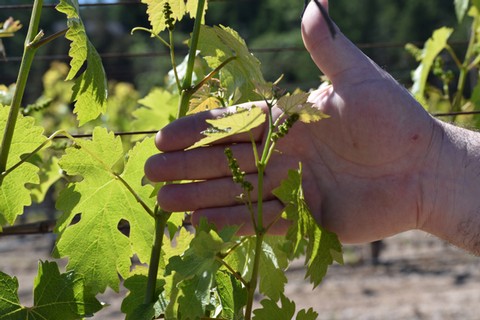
[144,0,206,306]
[244,103,276,319]
[177,0,206,119]
[190,56,237,94]
[169,29,182,93]
[0,0,43,174]
[244,233,264,320]
[145,207,171,304]
[451,12,480,120]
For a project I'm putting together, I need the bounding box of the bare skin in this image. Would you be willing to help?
[145,0,480,255]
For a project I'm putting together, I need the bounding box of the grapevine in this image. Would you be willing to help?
[2,0,480,318]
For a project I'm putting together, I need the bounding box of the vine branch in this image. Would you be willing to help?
[0,0,43,174]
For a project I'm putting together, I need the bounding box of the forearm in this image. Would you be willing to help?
[421,120,480,255]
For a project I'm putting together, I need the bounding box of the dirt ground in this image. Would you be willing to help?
[1,230,479,320]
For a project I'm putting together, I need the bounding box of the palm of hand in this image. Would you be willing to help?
[270,76,437,242]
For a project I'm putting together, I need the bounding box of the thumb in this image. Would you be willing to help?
[301,0,382,85]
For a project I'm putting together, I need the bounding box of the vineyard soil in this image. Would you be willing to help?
[1,230,478,319]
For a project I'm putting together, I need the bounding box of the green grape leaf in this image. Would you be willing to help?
[166,212,187,240]
[188,106,265,149]
[216,271,247,320]
[142,0,208,34]
[158,229,195,319]
[455,0,469,22]
[30,156,62,203]
[165,230,223,278]
[223,236,255,281]
[56,0,108,126]
[0,104,46,230]
[165,227,237,319]
[166,51,208,92]
[221,235,288,301]
[0,270,23,319]
[132,87,178,131]
[253,294,295,320]
[276,92,329,123]
[296,308,319,320]
[272,165,343,288]
[188,83,223,114]
[410,27,453,103]
[197,25,266,104]
[0,261,102,319]
[258,237,288,301]
[55,130,156,294]
[162,227,195,265]
[177,274,214,320]
[253,293,318,320]
[122,273,166,320]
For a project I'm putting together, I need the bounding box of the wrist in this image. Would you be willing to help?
[420,120,480,255]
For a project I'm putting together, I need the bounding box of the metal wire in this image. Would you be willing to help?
[51,130,158,139]
[0,0,240,10]
[432,110,480,117]
[0,41,470,64]
[0,1,142,10]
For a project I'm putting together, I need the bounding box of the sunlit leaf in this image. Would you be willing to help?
[410,27,453,103]
[141,0,208,34]
[55,130,157,294]
[276,92,329,123]
[188,83,223,114]
[197,25,266,104]
[56,0,108,125]
[0,104,46,230]
[188,106,265,149]
[132,88,178,131]
[30,156,62,203]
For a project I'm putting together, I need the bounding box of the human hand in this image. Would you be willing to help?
[145,0,443,243]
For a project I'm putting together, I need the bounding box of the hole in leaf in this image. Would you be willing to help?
[118,219,130,237]
[70,213,81,226]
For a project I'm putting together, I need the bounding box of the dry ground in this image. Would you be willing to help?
[1,230,479,319]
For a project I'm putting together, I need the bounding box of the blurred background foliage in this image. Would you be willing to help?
[2,0,480,135]
[0,0,463,99]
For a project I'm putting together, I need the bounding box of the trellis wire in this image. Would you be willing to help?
[0,0,241,10]
[0,0,141,10]
[0,40,471,63]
